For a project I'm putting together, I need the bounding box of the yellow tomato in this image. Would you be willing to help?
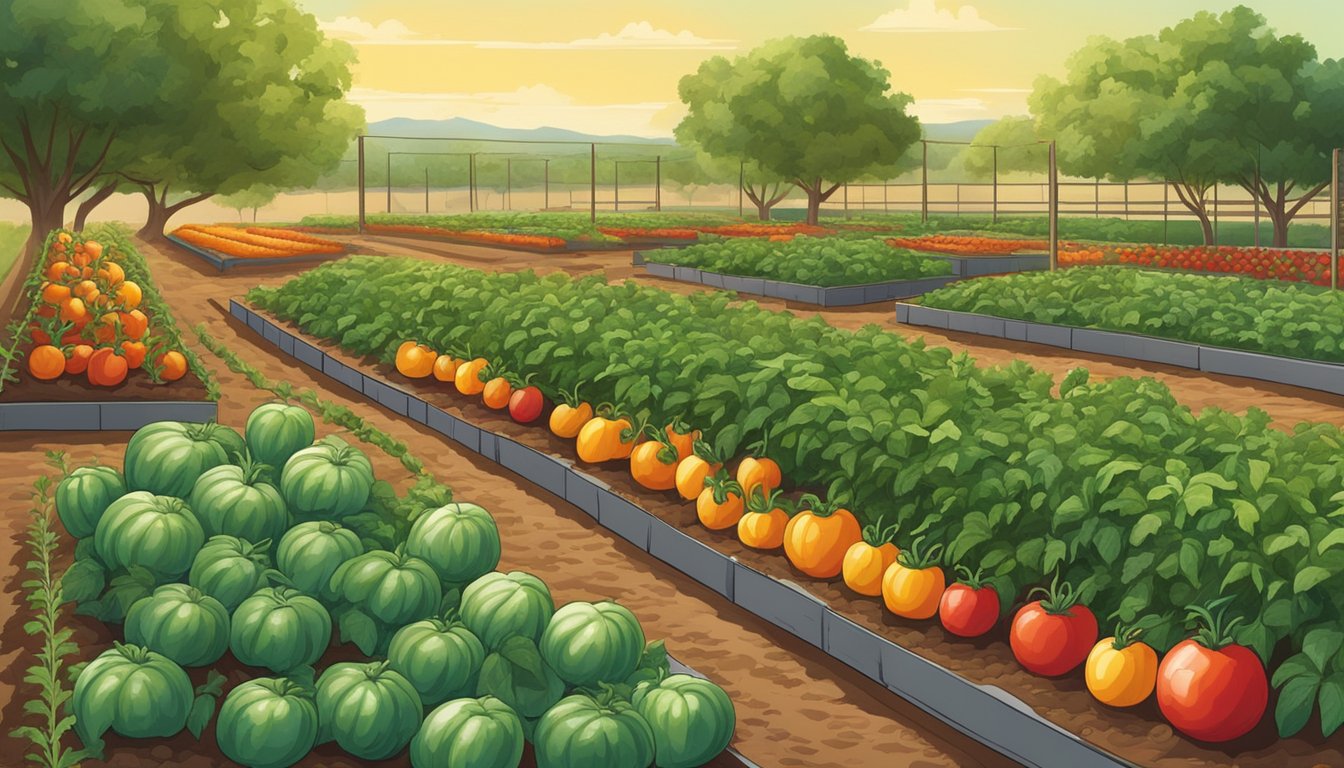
[842,540,899,597]
[1085,636,1158,707]
[881,562,945,619]
[454,357,489,395]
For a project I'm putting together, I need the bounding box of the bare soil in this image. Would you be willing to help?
[0,238,1010,768]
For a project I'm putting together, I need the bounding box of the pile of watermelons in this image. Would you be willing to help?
[57,402,736,767]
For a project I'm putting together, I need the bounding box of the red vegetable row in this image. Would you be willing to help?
[1060,243,1335,285]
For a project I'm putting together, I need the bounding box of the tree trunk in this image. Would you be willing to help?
[136,189,173,241]
[73,182,117,231]
[1168,181,1215,246]
[1195,210,1215,247]
[756,203,771,221]
[0,201,66,346]
[805,190,823,226]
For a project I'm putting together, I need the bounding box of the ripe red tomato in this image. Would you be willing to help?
[1009,580,1097,676]
[1156,601,1268,743]
[939,573,1000,638]
[508,385,545,424]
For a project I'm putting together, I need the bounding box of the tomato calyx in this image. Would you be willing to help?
[691,438,723,465]
[703,469,742,504]
[744,486,789,516]
[1026,573,1084,616]
[554,381,586,408]
[639,423,680,465]
[895,535,943,570]
[953,564,989,590]
[1108,622,1145,651]
[797,492,847,518]
[860,521,898,547]
[1185,596,1246,651]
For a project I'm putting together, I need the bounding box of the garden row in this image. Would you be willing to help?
[645,236,953,287]
[1,228,216,402]
[919,266,1344,365]
[251,256,1344,746]
[171,225,347,260]
[1060,243,1335,284]
[47,399,736,767]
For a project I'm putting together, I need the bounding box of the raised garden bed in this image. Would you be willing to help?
[232,298,1136,768]
[895,301,1344,396]
[166,234,345,272]
[642,260,962,306]
[0,227,219,430]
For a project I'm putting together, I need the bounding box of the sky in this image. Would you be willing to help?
[298,0,1344,137]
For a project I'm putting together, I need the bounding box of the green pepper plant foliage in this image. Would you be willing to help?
[652,236,952,287]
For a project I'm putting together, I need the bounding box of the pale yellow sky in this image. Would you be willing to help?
[300,0,1344,136]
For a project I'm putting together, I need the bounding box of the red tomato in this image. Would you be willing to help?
[1009,580,1097,676]
[939,579,1000,638]
[1156,601,1268,743]
[508,385,545,424]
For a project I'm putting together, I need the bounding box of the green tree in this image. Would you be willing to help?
[960,117,1049,180]
[219,184,280,223]
[1031,6,1342,246]
[675,35,921,225]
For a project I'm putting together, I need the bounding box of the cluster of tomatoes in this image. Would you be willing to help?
[1061,244,1334,285]
[888,235,1051,255]
[26,232,187,387]
[368,225,568,250]
[393,338,1271,745]
[597,223,833,243]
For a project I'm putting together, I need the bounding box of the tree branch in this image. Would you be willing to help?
[1287,181,1330,219]
[165,191,214,215]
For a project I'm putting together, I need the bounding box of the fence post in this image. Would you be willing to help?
[1332,148,1340,290]
[1163,181,1169,245]
[506,158,512,210]
[589,144,596,223]
[1094,179,1100,218]
[843,183,849,216]
[1254,149,1262,248]
[1213,185,1219,245]
[613,161,620,212]
[544,159,550,211]
[921,140,929,224]
[424,168,429,213]
[1123,182,1129,220]
[655,155,661,212]
[385,153,392,213]
[992,145,998,224]
[1049,141,1059,271]
[357,135,366,233]
[883,178,889,213]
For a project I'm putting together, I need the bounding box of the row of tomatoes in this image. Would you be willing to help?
[393,339,1267,745]
[26,232,187,386]
[366,224,568,250]
[888,235,1051,255]
[1061,244,1335,285]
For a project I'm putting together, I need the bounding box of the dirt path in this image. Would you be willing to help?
[347,234,1344,432]
[0,238,1015,767]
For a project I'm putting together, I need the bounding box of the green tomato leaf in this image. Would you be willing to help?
[338,607,379,656]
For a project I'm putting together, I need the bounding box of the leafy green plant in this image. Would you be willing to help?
[653,236,952,286]
[251,255,1344,736]
[9,451,92,768]
[921,265,1344,363]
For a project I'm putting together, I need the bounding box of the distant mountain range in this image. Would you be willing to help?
[367,117,996,145]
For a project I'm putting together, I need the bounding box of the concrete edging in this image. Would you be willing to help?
[639,261,962,306]
[230,297,1135,768]
[895,302,1344,396]
[0,399,218,431]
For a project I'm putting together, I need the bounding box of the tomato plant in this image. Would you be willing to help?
[1010,578,1098,677]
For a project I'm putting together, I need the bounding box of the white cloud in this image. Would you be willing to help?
[319,16,734,50]
[862,1,1015,33]
[348,86,672,138]
[909,98,993,122]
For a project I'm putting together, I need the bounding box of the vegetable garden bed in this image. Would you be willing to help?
[895,301,1344,397]
[0,227,219,430]
[239,256,1344,767]
[166,232,347,272]
[641,261,961,306]
[230,299,1128,768]
[918,266,1344,366]
[1060,243,1335,285]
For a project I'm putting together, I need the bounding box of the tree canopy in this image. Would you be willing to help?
[1031,5,1343,245]
[675,35,921,224]
[959,117,1049,180]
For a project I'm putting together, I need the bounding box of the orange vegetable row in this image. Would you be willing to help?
[171,225,345,258]
[888,235,1051,255]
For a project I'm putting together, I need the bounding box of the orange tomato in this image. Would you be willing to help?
[575,413,634,463]
[42,282,71,305]
[881,539,946,620]
[482,377,512,409]
[737,489,789,550]
[120,309,149,340]
[157,350,188,382]
[83,240,103,259]
[549,401,593,439]
[454,357,489,396]
[737,456,782,496]
[87,347,128,387]
[115,280,142,309]
[46,261,71,281]
[843,526,900,597]
[73,279,99,300]
[120,341,147,369]
[60,297,89,325]
[674,454,720,501]
[431,354,459,382]
[65,344,94,375]
[94,313,120,344]
[27,345,65,380]
[395,341,436,378]
[783,498,863,579]
[96,261,125,285]
[696,474,744,530]
[1086,629,1158,708]
[665,423,697,461]
[630,439,678,491]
